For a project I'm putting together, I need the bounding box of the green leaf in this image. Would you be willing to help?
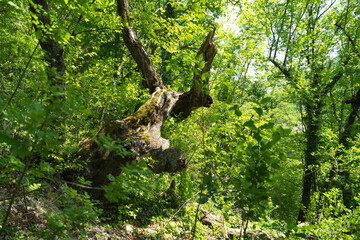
[253,107,263,116]
[193,68,200,75]
[235,108,242,116]
[260,122,274,129]
[231,104,242,116]
[272,132,281,143]
[35,29,42,39]
[201,72,207,81]
[107,174,115,182]
[244,120,257,131]
[277,126,291,136]
[279,152,286,161]
[199,60,205,69]
[298,224,316,230]
[261,97,272,104]
[283,128,292,136]
[261,141,272,151]
[253,131,262,142]
[29,183,42,191]
[286,151,296,158]
[0,134,29,159]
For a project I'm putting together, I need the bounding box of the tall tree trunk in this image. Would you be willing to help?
[298,100,321,222]
[338,89,360,208]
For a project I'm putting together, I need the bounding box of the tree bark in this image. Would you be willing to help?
[78,88,186,188]
[116,0,164,93]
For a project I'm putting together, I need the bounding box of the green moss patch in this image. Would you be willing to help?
[125,90,162,128]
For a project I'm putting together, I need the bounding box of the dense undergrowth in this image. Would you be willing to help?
[1,145,360,239]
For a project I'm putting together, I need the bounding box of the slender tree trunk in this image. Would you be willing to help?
[29,0,65,86]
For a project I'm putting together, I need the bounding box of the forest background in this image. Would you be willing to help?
[0,0,360,239]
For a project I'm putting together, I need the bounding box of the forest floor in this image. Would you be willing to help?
[0,180,276,239]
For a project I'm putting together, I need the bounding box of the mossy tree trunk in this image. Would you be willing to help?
[77,0,217,190]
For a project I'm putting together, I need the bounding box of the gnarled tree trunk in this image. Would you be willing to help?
[77,0,217,193]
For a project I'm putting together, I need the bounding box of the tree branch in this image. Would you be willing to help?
[335,23,360,59]
[192,26,217,100]
[322,55,350,94]
[116,0,164,93]
[73,27,122,36]
[171,26,217,118]
[269,59,292,80]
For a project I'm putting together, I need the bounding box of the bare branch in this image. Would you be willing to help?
[116,0,164,93]
[317,0,337,21]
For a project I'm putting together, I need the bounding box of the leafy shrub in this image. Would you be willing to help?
[104,160,175,223]
[36,185,101,239]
